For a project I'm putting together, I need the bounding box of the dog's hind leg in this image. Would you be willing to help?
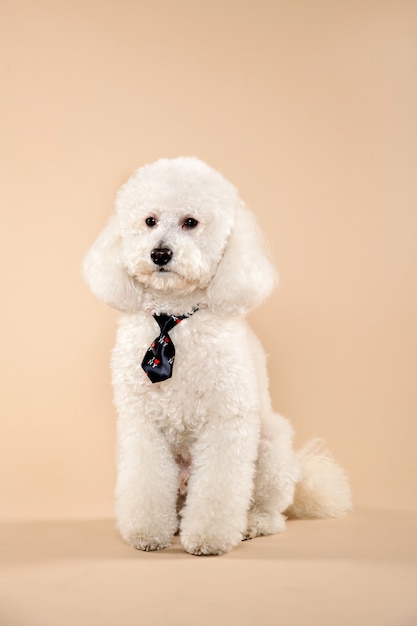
[244,414,302,540]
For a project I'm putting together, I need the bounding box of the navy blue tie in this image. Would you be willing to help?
[141,310,197,383]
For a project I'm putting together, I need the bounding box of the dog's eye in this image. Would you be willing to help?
[182,217,199,230]
[145,217,157,228]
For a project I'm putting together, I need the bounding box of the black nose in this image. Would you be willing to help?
[151,247,173,266]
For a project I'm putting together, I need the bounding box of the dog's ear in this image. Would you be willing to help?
[83,215,142,312]
[206,202,277,316]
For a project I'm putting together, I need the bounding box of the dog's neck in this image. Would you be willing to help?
[141,286,207,317]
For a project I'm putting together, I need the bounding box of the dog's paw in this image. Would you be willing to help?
[117,509,178,552]
[243,510,287,540]
[181,525,243,556]
[181,535,235,556]
[118,527,173,552]
[130,532,171,552]
[127,534,172,552]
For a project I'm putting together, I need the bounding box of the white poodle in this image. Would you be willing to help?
[83,157,351,556]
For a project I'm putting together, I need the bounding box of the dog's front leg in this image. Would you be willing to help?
[180,416,259,556]
[115,422,179,551]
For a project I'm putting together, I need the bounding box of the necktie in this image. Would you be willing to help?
[141,310,197,383]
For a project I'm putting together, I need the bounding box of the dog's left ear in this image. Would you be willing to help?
[206,202,277,316]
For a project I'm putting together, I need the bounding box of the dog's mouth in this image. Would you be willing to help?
[130,260,205,293]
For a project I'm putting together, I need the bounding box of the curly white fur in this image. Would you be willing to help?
[83,157,351,556]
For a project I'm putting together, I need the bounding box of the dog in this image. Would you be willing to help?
[83,157,351,555]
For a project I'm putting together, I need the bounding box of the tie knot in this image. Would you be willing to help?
[153,313,186,334]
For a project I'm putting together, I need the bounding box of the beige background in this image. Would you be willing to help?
[2,0,417,522]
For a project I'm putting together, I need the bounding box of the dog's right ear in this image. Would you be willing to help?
[83,215,142,312]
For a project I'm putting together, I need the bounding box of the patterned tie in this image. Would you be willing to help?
[141,310,197,383]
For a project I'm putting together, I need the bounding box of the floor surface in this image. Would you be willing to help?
[1,508,416,626]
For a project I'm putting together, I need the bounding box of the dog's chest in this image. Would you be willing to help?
[112,311,255,441]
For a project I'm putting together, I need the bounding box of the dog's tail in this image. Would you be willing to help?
[286,439,352,519]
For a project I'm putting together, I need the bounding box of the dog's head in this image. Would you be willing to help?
[83,157,276,315]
